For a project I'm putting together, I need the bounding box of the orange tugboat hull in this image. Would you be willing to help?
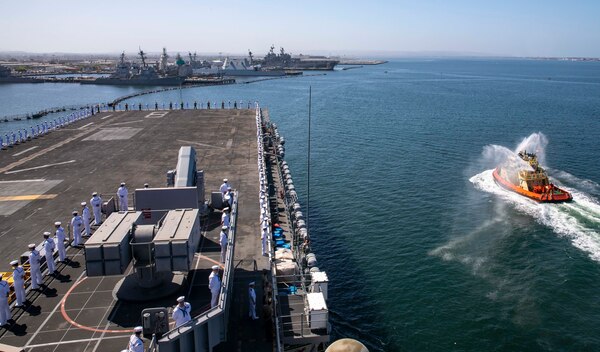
[492,168,572,203]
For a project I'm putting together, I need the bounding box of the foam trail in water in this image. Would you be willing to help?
[470,169,600,262]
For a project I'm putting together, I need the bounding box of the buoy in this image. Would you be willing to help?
[326,338,369,352]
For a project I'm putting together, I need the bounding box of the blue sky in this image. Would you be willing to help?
[2,0,600,57]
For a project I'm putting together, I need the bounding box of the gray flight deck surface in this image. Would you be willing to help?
[0,109,271,351]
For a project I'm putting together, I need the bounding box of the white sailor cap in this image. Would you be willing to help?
[176,296,185,303]
[10,260,18,266]
[72,210,78,215]
[222,226,228,230]
[55,221,61,226]
[211,265,220,270]
[120,182,126,186]
[222,207,230,212]
[43,231,51,237]
[223,178,228,182]
[28,243,36,249]
[81,202,86,206]
[227,187,232,190]
[249,281,255,286]
[92,192,98,196]
[133,326,143,333]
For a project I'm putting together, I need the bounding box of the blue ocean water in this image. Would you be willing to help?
[2,59,600,351]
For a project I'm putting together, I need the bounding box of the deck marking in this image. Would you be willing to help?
[144,111,169,119]
[0,194,57,201]
[23,270,87,348]
[100,114,113,120]
[0,179,45,183]
[108,119,144,126]
[25,335,130,349]
[0,226,14,239]
[78,122,94,130]
[5,160,76,174]
[12,146,38,157]
[60,276,134,334]
[226,139,233,149]
[176,139,226,149]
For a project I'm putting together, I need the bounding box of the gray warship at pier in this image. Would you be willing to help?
[0,104,330,351]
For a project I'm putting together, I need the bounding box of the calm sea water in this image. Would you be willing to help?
[2,59,600,351]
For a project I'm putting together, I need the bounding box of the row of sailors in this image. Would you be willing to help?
[0,191,106,327]
[1,110,92,149]
[114,100,257,113]
[256,109,272,258]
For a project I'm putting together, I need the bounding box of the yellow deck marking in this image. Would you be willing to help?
[0,194,57,201]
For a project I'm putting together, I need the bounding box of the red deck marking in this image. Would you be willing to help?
[61,277,134,334]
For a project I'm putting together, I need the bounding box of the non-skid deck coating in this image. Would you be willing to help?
[0,109,270,351]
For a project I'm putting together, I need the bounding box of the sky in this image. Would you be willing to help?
[2,0,600,57]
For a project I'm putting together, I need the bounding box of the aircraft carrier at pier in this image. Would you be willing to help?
[0,106,330,351]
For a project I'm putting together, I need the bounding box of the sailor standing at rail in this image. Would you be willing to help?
[71,211,83,247]
[220,178,230,200]
[81,202,91,237]
[127,326,144,352]
[208,265,221,308]
[117,182,128,211]
[219,226,228,263]
[0,277,11,326]
[54,221,67,262]
[172,296,192,327]
[28,244,43,290]
[90,192,103,225]
[43,232,56,274]
[10,260,26,307]
[261,225,268,257]
[248,282,258,320]
[221,207,231,228]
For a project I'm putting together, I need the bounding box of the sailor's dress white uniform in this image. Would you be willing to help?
[261,228,268,256]
[12,265,26,306]
[117,185,128,211]
[219,182,230,198]
[43,237,56,273]
[208,272,221,308]
[248,285,258,320]
[82,205,91,236]
[0,280,11,325]
[172,302,192,327]
[128,333,144,352]
[221,212,230,228]
[55,226,67,261]
[90,195,103,225]
[71,215,83,246]
[29,249,43,289]
[219,230,228,263]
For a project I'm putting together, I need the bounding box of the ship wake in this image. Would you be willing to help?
[470,169,600,262]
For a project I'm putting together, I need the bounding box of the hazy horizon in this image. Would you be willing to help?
[2,0,600,57]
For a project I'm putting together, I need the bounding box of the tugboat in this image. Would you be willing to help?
[493,151,573,202]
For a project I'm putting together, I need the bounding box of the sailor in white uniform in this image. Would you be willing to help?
[221,208,230,228]
[208,265,221,308]
[43,232,56,274]
[0,277,11,326]
[11,260,26,307]
[81,202,91,237]
[117,182,128,211]
[127,326,144,352]
[90,192,103,225]
[261,225,268,257]
[220,178,230,201]
[71,211,83,247]
[248,281,258,320]
[219,226,228,263]
[55,221,67,262]
[28,244,43,290]
[172,296,192,327]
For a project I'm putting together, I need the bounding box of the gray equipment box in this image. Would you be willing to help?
[153,209,200,272]
[85,211,143,276]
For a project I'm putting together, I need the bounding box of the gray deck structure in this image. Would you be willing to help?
[0,109,272,351]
